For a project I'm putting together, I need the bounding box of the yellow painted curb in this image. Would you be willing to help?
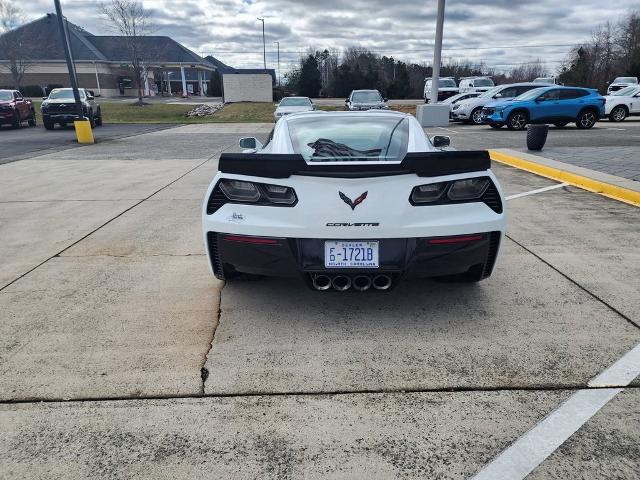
[489,149,640,208]
[74,119,94,144]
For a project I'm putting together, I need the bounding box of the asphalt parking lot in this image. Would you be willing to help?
[0,122,638,478]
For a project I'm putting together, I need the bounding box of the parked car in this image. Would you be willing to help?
[451,83,547,125]
[274,96,315,120]
[203,110,505,289]
[345,90,388,110]
[533,76,562,85]
[607,76,638,95]
[458,76,495,94]
[41,88,102,130]
[604,85,640,122]
[423,77,459,103]
[0,89,37,129]
[442,92,481,118]
[482,86,605,130]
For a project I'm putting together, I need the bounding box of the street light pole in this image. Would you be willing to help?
[274,41,280,86]
[429,0,446,104]
[257,17,266,71]
[53,0,83,119]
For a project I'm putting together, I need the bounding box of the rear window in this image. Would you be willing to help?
[287,115,409,162]
[279,97,311,107]
[474,78,494,87]
[351,91,382,103]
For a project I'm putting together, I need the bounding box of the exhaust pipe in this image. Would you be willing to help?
[312,274,332,291]
[372,274,392,290]
[332,275,352,291]
[352,275,372,291]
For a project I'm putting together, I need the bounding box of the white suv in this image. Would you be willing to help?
[604,85,640,122]
[607,77,638,95]
[458,76,495,93]
[451,82,548,125]
[423,77,459,103]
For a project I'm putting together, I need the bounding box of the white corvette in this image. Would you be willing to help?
[202,111,506,291]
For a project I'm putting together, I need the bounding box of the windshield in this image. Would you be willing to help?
[479,86,502,98]
[0,91,12,101]
[474,78,494,87]
[612,86,639,96]
[613,77,637,84]
[534,78,553,83]
[351,91,382,103]
[48,89,85,100]
[288,116,409,162]
[439,79,456,87]
[514,87,547,101]
[279,97,311,107]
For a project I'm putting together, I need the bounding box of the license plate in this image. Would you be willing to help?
[325,241,379,268]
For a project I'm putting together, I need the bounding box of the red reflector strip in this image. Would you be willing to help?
[428,234,484,244]
[222,235,279,245]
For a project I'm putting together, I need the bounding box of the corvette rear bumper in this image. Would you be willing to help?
[206,231,501,288]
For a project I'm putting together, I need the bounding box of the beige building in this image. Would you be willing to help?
[0,13,216,97]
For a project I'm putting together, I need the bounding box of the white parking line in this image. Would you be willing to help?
[506,183,569,200]
[471,342,640,480]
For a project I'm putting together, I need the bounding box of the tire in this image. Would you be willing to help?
[44,122,54,130]
[28,111,36,127]
[11,112,20,129]
[95,109,103,126]
[470,107,484,125]
[527,124,549,151]
[576,109,597,129]
[88,111,95,128]
[489,123,502,129]
[506,110,528,130]
[609,105,627,122]
[554,122,568,128]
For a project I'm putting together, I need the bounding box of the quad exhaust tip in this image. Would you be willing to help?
[352,275,372,291]
[372,274,392,290]
[312,274,332,291]
[332,275,352,291]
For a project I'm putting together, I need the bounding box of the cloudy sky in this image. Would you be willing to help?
[18,0,639,75]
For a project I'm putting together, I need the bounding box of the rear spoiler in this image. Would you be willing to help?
[218,151,491,179]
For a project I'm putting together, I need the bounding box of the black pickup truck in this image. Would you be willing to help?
[41,88,102,130]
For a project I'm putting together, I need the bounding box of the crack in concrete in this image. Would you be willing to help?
[199,285,224,395]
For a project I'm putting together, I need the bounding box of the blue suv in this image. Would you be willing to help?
[482,86,605,130]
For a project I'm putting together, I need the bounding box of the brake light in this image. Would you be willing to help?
[428,235,484,244]
[222,235,279,245]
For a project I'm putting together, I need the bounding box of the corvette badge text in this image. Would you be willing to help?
[326,222,380,227]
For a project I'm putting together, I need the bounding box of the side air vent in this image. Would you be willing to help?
[483,231,501,277]
[206,184,228,215]
[482,183,503,214]
[206,232,225,279]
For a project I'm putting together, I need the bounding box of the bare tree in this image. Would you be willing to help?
[0,0,33,89]
[100,0,155,105]
[507,59,547,83]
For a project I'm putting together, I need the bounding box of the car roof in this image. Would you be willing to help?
[284,110,408,120]
[281,96,310,99]
[351,89,380,93]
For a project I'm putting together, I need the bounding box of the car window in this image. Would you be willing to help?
[0,91,12,101]
[351,91,382,103]
[14,92,23,100]
[613,77,637,84]
[48,89,85,100]
[539,89,562,101]
[498,87,518,98]
[439,79,456,87]
[612,86,638,96]
[560,89,589,100]
[516,85,538,96]
[474,78,494,87]
[279,97,311,107]
[287,115,409,162]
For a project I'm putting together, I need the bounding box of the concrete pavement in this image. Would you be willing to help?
[0,123,638,478]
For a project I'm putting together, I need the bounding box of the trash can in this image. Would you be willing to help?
[527,124,548,151]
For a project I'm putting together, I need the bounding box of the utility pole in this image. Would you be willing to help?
[53,0,83,119]
[274,41,280,86]
[429,0,446,104]
[257,18,266,71]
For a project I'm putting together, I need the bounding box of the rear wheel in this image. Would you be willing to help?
[506,111,528,130]
[609,105,627,122]
[470,107,484,125]
[88,111,95,128]
[576,109,597,129]
[554,122,568,128]
[44,121,54,130]
[95,109,103,126]
[28,110,36,127]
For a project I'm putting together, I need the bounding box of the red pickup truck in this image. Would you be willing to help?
[0,89,37,129]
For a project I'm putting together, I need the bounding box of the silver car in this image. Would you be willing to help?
[345,90,388,111]
[274,97,315,120]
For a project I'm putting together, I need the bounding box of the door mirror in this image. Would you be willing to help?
[432,135,451,148]
[42,97,48,101]
[86,94,94,100]
[239,137,263,150]
[344,99,349,104]
[493,93,503,99]
[383,98,388,102]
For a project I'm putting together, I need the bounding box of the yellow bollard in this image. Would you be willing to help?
[74,119,94,144]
